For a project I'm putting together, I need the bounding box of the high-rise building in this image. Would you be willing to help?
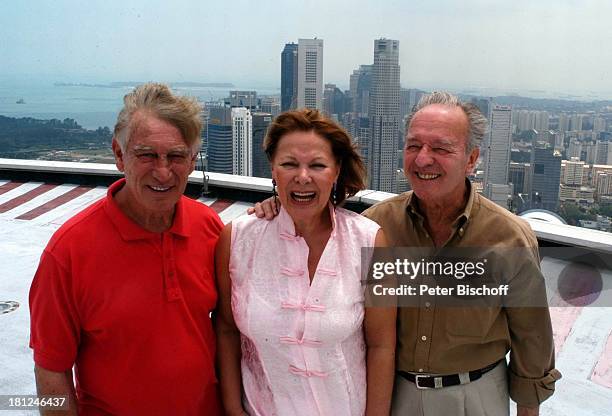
[483,105,512,207]
[260,96,280,117]
[252,112,273,178]
[558,113,570,132]
[323,84,346,119]
[595,139,612,165]
[297,38,324,110]
[207,107,233,174]
[225,91,257,109]
[531,143,562,211]
[281,43,298,112]
[368,38,400,192]
[561,157,586,185]
[567,138,582,159]
[232,107,252,176]
[594,116,607,133]
[570,114,583,131]
[349,65,372,116]
[509,162,532,195]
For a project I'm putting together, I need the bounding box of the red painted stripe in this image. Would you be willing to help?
[209,199,234,214]
[0,183,59,213]
[0,181,25,195]
[16,185,93,220]
[591,330,612,389]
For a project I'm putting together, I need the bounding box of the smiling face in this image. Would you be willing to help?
[271,130,340,228]
[112,113,195,222]
[404,104,479,209]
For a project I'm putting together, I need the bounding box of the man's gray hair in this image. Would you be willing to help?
[405,91,488,153]
[113,82,203,153]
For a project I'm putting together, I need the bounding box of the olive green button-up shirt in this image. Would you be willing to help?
[362,182,561,407]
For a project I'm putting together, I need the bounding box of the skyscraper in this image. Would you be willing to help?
[368,38,400,192]
[281,43,298,112]
[484,105,513,207]
[252,112,273,179]
[207,107,233,174]
[349,65,372,116]
[531,143,562,211]
[297,38,324,110]
[232,107,252,176]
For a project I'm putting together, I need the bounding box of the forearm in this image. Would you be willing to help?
[517,404,539,416]
[217,330,246,415]
[34,366,78,415]
[365,345,395,416]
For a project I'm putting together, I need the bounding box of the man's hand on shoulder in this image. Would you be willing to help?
[246,196,279,220]
[517,405,539,416]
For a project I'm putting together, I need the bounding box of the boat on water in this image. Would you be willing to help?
[16,98,25,104]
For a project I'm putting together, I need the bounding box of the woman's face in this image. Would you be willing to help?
[271,130,340,226]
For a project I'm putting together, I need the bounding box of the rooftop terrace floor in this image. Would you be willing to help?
[0,178,611,415]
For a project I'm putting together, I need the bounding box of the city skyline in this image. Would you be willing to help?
[2,1,612,99]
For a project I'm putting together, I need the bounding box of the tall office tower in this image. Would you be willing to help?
[281,43,298,111]
[567,138,582,159]
[509,162,532,196]
[207,107,233,174]
[368,38,401,192]
[531,143,562,211]
[399,88,412,120]
[231,107,252,176]
[570,114,583,131]
[226,91,257,109]
[323,83,346,119]
[595,140,612,165]
[558,113,570,132]
[349,65,372,116]
[297,38,324,110]
[252,112,273,178]
[562,157,585,185]
[585,141,597,164]
[483,105,512,207]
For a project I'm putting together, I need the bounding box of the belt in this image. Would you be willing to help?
[398,360,502,390]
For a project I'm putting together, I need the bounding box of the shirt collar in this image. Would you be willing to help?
[406,179,475,229]
[104,178,191,241]
[278,202,337,239]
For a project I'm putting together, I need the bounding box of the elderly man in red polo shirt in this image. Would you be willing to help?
[29,83,223,415]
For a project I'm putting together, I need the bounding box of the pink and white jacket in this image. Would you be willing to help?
[230,205,380,416]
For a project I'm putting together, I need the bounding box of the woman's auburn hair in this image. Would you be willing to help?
[264,108,366,205]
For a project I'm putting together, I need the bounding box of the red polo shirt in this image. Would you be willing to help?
[30,179,223,415]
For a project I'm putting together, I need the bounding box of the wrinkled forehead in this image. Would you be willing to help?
[128,112,189,149]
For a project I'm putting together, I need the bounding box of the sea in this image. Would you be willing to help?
[0,81,279,130]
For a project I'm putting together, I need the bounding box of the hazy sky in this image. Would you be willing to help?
[2,0,611,95]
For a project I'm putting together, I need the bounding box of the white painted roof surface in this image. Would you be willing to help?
[0,176,610,414]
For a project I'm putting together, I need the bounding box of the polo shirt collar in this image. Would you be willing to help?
[104,178,191,240]
[406,179,475,229]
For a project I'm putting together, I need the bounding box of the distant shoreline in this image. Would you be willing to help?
[54,81,236,88]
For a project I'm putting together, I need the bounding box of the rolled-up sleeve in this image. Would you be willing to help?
[506,303,562,406]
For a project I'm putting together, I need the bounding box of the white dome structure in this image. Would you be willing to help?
[519,209,567,225]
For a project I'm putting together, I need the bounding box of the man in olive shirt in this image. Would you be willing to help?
[362,92,560,415]
[250,92,560,415]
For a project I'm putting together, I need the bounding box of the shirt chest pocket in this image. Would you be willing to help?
[441,307,500,341]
